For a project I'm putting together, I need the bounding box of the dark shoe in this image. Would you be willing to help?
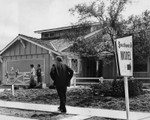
[60,109,66,113]
[57,107,61,112]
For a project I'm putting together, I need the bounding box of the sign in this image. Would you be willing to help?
[6,59,44,85]
[115,36,133,76]
[115,36,133,120]
[7,71,17,85]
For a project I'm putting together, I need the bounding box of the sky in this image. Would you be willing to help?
[0,0,150,50]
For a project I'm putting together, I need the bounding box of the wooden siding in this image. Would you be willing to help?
[133,72,149,77]
[2,39,49,57]
[103,61,114,79]
[79,58,97,77]
[0,39,53,86]
[0,63,2,83]
[44,54,49,85]
[1,54,49,85]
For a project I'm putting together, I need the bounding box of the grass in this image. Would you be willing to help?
[0,86,150,113]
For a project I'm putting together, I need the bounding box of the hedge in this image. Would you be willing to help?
[91,78,143,97]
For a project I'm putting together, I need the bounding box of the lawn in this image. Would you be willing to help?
[0,86,150,113]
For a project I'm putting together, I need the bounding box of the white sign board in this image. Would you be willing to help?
[116,36,133,76]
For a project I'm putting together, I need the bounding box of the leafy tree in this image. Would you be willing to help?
[127,10,150,63]
[69,0,130,60]
[68,0,131,79]
[69,0,150,70]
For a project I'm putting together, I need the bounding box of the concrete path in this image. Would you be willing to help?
[0,114,37,120]
[0,100,150,120]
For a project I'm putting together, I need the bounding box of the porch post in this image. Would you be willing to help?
[96,60,99,77]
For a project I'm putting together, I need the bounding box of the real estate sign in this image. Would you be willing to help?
[7,71,17,85]
[116,36,133,76]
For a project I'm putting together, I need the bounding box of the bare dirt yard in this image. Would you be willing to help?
[0,86,149,120]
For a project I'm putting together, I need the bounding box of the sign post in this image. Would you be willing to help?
[124,76,130,120]
[6,67,17,96]
[12,84,15,96]
[115,36,133,120]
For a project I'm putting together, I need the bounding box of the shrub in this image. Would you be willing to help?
[128,78,143,97]
[91,80,113,96]
[111,78,143,97]
[91,78,143,97]
[112,79,124,97]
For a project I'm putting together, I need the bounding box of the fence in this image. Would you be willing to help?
[72,77,112,86]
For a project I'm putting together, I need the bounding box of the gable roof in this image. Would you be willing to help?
[50,39,73,52]
[49,29,109,53]
[0,34,60,55]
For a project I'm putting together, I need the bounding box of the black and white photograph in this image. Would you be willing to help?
[0,0,150,120]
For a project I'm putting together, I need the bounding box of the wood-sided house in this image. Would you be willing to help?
[34,24,116,80]
[0,24,149,87]
[0,34,61,86]
[34,25,150,80]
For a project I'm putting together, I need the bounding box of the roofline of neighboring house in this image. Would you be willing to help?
[49,42,57,51]
[0,34,61,55]
[34,22,100,34]
[34,25,85,34]
[84,29,102,39]
[60,44,73,52]
[49,28,103,52]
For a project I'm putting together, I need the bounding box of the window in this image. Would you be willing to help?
[50,32,55,37]
[71,59,80,73]
[133,58,148,72]
[43,33,49,38]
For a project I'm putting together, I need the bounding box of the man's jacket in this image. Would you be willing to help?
[50,63,74,87]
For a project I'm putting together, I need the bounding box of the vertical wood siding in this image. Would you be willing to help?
[2,40,49,57]
[0,39,52,86]
[0,63,2,83]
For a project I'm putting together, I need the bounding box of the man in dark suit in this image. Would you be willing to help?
[50,56,74,113]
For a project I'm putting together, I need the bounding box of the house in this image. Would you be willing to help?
[33,25,150,79]
[0,34,61,86]
[34,24,116,79]
[0,24,148,87]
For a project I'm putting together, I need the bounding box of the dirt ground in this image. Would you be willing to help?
[0,107,75,120]
[0,86,148,119]
[0,107,117,120]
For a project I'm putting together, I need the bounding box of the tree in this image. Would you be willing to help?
[69,0,130,57]
[68,0,130,78]
[127,10,150,63]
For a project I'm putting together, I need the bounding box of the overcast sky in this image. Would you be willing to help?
[0,0,150,50]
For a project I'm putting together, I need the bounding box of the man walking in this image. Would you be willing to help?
[50,56,73,113]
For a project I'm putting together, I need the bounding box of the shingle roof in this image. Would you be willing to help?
[0,34,62,55]
[50,39,73,52]
[19,34,55,51]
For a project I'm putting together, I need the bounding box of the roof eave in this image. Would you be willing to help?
[0,34,61,56]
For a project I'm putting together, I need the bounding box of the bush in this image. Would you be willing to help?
[112,78,143,97]
[91,80,112,96]
[112,79,124,97]
[91,78,143,97]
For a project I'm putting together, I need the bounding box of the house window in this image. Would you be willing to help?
[134,58,148,72]
[50,32,55,37]
[43,33,49,38]
[71,59,80,73]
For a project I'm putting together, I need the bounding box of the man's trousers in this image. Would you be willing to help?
[56,86,67,111]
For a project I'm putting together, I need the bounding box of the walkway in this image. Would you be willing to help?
[0,100,150,120]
